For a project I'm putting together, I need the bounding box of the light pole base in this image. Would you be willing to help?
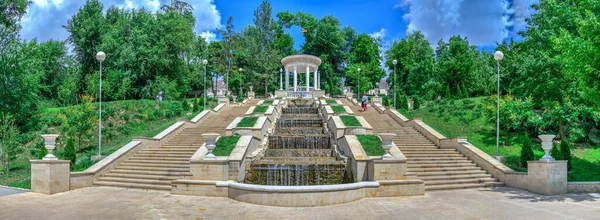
[494,155,505,163]
[91,155,106,161]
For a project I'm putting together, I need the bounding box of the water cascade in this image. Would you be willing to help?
[245,99,348,186]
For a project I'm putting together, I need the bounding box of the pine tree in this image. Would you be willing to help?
[63,137,77,166]
[559,140,573,170]
[182,99,190,111]
[413,96,421,110]
[550,142,562,160]
[192,96,199,112]
[35,140,48,160]
[445,85,451,99]
[520,136,534,167]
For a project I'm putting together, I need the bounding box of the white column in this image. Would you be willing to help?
[306,65,310,91]
[279,70,282,90]
[285,67,289,90]
[293,65,298,91]
[314,67,318,90]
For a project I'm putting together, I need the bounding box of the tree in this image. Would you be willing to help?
[0,113,19,173]
[550,143,561,160]
[385,31,435,97]
[559,140,573,170]
[63,137,77,166]
[347,34,384,94]
[520,136,534,167]
[58,95,96,151]
[217,16,237,96]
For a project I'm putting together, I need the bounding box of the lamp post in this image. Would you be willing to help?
[94,51,105,160]
[392,59,397,109]
[203,59,208,111]
[239,68,243,97]
[279,68,283,90]
[494,51,504,161]
[357,68,361,97]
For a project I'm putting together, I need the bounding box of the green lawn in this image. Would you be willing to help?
[340,116,361,126]
[253,105,268,114]
[213,135,241,156]
[326,99,337,104]
[400,97,600,181]
[262,100,274,105]
[237,117,258,127]
[331,105,346,113]
[0,99,212,189]
[357,135,384,156]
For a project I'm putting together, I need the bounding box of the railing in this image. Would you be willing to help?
[287,91,312,98]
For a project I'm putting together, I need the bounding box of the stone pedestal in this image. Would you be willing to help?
[372,96,382,104]
[30,160,70,194]
[527,161,567,195]
[217,96,230,106]
[247,92,255,99]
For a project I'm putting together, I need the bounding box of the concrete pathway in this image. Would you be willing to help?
[1,186,598,219]
[0,186,28,197]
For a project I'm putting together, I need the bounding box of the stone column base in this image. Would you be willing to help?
[30,160,70,194]
[527,160,567,195]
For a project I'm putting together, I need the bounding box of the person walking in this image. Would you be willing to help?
[361,93,368,112]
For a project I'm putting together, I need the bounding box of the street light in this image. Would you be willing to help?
[494,51,504,161]
[94,51,105,160]
[202,59,208,111]
[279,68,283,90]
[239,68,243,98]
[357,68,361,97]
[392,59,398,109]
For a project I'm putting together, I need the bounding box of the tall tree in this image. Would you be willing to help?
[385,31,435,97]
[217,16,237,95]
[347,34,384,95]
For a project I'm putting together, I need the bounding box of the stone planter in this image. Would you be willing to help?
[202,133,220,159]
[378,133,397,159]
[245,105,277,122]
[41,134,60,160]
[539,134,556,162]
[327,116,373,140]
[226,117,271,140]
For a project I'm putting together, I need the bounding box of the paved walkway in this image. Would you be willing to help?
[0,186,27,197]
[1,187,598,219]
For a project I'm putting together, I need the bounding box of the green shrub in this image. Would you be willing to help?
[550,143,561,160]
[413,96,421,110]
[357,135,384,156]
[520,136,534,166]
[63,137,77,166]
[192,96,199,112]
[560,140,573,170]
[35,139,47,159]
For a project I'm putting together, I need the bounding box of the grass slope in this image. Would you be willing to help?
[237,117,258,127]
[213,135,241,156]
[331,105,346,113]
[0,99,217,189]
[340,116,361,126]
[357,135,384,156]
[399,97,600,181]
[262,100,274,105]
[253,106,268,114]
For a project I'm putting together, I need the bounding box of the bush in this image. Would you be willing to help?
[63,137,77,166]
[192,96,199,112]
[396,91,408,110]
[550,142,561,160]
[35,139,47,159]
[413,96,421,110]
[560,140,573,170]
[182,99,190,111]
[520,136,534,167]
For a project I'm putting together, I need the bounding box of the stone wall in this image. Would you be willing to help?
[567,182,600,193]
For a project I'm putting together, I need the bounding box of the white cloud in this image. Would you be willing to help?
[369,28,388,40]
[200,31,216,42]
[397,0,538,46]
[20,0,222,42]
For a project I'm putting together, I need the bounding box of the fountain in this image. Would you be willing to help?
[245,98,349,186]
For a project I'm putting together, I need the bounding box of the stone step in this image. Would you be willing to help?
[409,166,480,172]
[403,153,463,157]
[137,151,196,155]
[129,157,189,161]
[94,181,171,191]
[141,148,198,152]
[396,143,436,146]
[408,157,468,161]
[400,149,457,153]
[120,162,190,168]
[416,170,487,176]
[133,154,192,158]
[103,173,181,180]
[424,183,490,191]
[407,163,475,168]
[98,177,172,185]
[418,173,492,181]
[425,178,487,186]
[111,169,192,176]
[117,166,189,172]
[126,159,189,164]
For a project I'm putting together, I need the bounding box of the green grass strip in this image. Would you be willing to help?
[326,99,337,104]
[262,100,274,105]
[253,105,268,113]
[237,117,258,127]
[331,105,346,113]
[213,135,241,156]
[340,115,361,126]
[357,135,384,156]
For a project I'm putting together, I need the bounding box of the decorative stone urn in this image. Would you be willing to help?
[202,133,220,159]
[249,86,253,92]
[539,134,556,162]
[378,133,397,159]
[41,134,60,160]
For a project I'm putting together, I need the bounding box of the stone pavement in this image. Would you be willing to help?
[0,186,598,219]
[0,186,27,197]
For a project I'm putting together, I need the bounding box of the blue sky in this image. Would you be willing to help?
[21,0,538,51]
